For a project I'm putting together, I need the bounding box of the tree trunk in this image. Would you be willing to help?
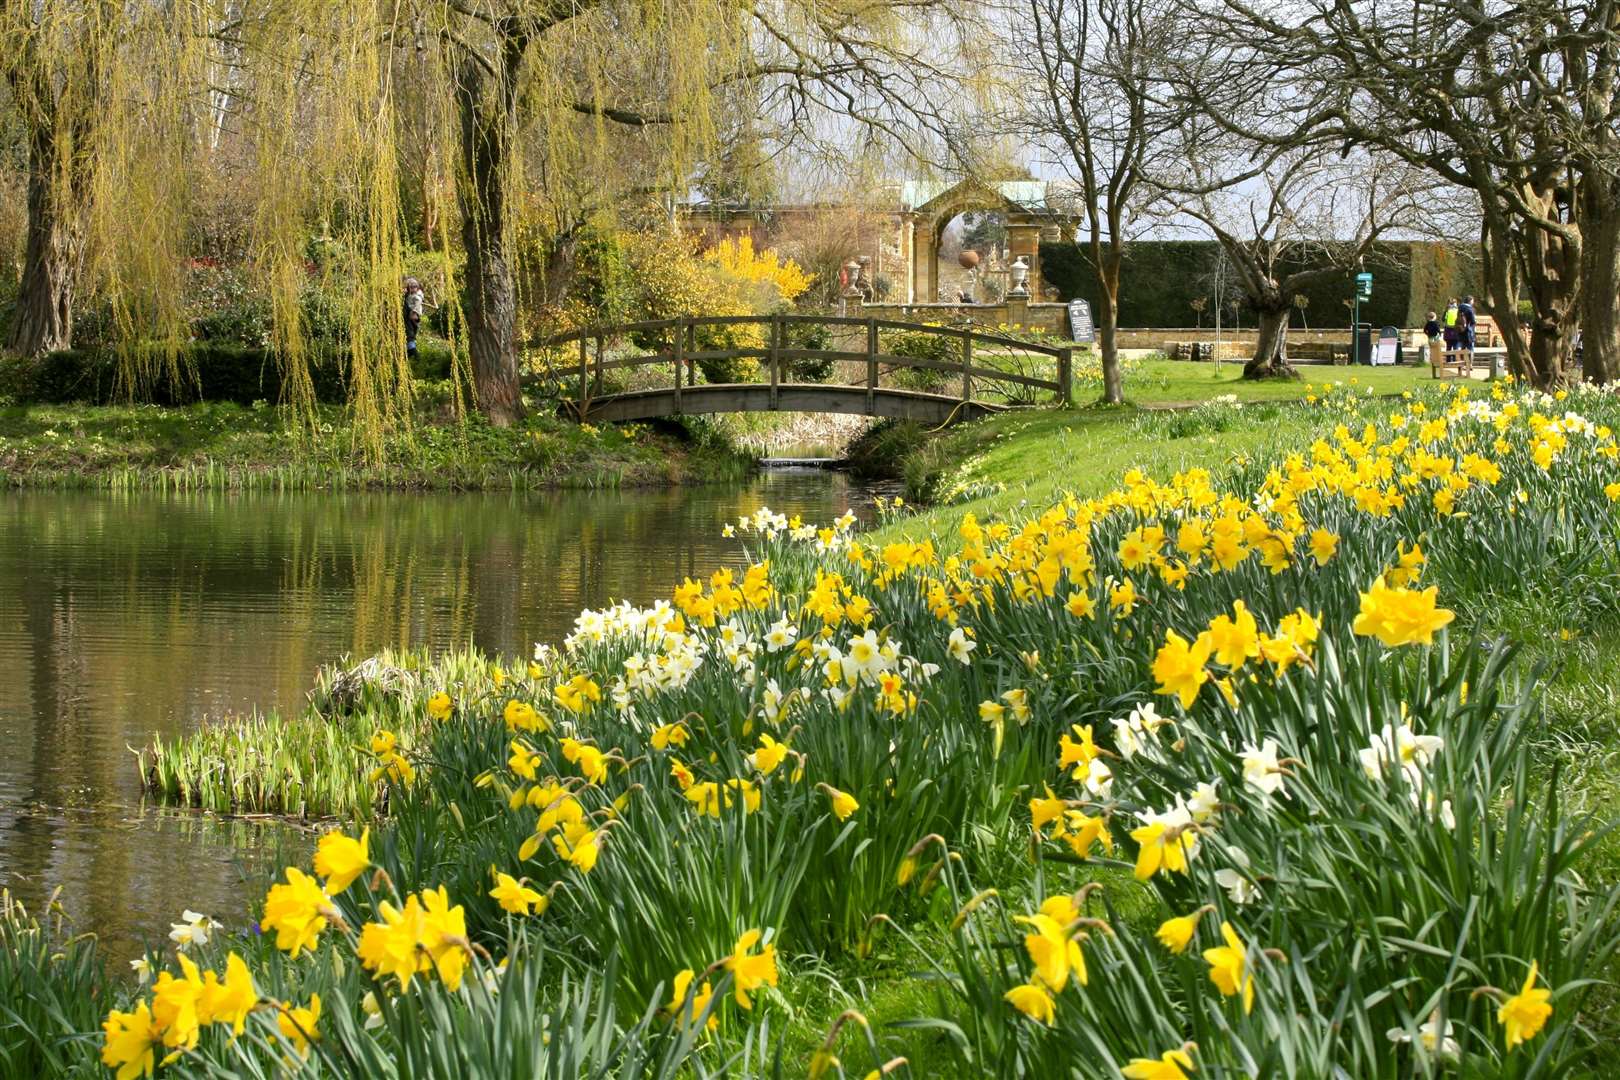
[1243,305,1298,379]
[1096,248,1123,404]
[6,128,81,357]
[1577,184,1620,384]
[454,54,523,427]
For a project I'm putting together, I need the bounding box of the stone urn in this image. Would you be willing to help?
[958,250,980,270]
[1008,255,1030,299]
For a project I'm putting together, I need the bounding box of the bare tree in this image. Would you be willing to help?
[1183,0,1620,387]
[1005,0,1173,403]
[1156,138,1413,378]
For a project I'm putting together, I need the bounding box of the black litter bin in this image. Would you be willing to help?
[1353,323,1373,365]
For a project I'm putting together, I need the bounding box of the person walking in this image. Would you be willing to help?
[1457,295,1477,373]
[402,277,424,361]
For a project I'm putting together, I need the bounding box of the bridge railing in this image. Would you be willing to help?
[527,314,1075,415]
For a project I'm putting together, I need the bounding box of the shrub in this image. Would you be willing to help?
[844,418,928,479]
[0,344,350,406]
[783,321,836,382]
[882,328,956,393]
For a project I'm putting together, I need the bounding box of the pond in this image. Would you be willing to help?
[0,469,871,962]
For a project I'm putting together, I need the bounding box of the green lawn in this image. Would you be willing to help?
[869,400,1322,545]
[1107,358,1436,405]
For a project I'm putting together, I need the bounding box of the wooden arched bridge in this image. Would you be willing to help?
[533,314,1076,425]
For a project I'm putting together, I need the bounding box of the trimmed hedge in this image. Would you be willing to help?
[1041,239,1482,330]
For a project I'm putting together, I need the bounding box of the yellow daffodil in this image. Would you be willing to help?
[824,785,859,821]
[261,867,333,957]
[1152,628,1212,708]
[724,929,779,1009]
[1497,961,1553,1050]
[1308,528,1338,566]
[1122,1046,1197,1079]
[1352,579,1455,647]
[1202,921,1255,1013]
[1003,980,1056,1024]
[1155,907,1210,954]
[101,999,163,1080]
[313,827,369,895]
[666,969,718,1031]
[276,994,321,1058]
[752,734,789,775]
[489,870,546,915]
[197,953,258,1037]
[1206,600,1260,669]
[151,953,206,1051]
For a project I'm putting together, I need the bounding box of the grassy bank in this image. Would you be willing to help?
[0,398,753,490]
[53,376,1617,1079]
[862,367,1439,543]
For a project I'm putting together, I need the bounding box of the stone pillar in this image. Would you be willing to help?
[1006,295,1029,329]
[912,224,934,305]
[1007,222,1041,302]
[901,217,916,303]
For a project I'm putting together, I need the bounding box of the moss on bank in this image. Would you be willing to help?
[0,397,753,490]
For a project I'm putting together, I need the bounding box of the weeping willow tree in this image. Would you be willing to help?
[2,0,981,439]
[0,2,200,364]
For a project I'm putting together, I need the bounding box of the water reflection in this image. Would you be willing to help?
[0,470,865,959]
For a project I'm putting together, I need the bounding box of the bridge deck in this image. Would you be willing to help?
[539,314,1075,424]
[576,383,1005,425]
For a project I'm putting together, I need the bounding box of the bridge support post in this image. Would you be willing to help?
[593,335,604,397]
[769,313,780,409]
[960,331,972,403]
[866,318,877,414]
[673,319,684,415]
[1058,347,1073,406]
[577,338,588,411]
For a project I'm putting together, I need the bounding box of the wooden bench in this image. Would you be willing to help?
[1429,340,1473,378]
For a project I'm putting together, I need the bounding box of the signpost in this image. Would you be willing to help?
[1067,299,1095,344]
[1352,271,1373,364]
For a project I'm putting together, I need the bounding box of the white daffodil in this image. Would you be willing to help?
[1130,701,1168,734]
[129,956,152,986]
[947,627,977,665]
[1112,715,1147,760]
[764,618,798,653]
[845,630,884,678]
[1081,758,1113,800]
[1385,1010,1460,1060]
[1187,780,1221,822]
[1241,738,1287,803]
[1214,847,1259,905]
[168,909,220,950]
[1359,723,1444,782]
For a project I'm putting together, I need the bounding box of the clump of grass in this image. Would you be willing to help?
[138,647,489,818]
[0,890,109,1079]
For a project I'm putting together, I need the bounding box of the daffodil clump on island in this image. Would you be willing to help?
[68,378,1620,1078]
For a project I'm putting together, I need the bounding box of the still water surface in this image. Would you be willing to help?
[0,470,866,960]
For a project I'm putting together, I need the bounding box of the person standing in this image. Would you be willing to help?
[1457,295,1477,372]
[402,277,424,361]
[1424,309,1443,370]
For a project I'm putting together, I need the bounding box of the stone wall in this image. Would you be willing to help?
[857,301,1072,334]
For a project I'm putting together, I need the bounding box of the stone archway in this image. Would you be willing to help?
[904,179,1056,303]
